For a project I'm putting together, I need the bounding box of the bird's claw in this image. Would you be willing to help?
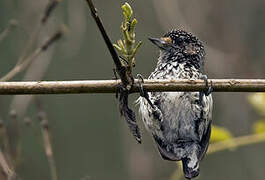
[137,74,147,98]
[113,68,119,98]
[137,74,163,122]
[200,75,213,96]
[199,75,213,105]
[137,74,155,109]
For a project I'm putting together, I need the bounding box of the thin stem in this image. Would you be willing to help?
[0,120,12,160]
[85,0,121,69]
[41,0,61,24]
[0,148,16,180]
[1,48,42,82]
[0,27,64,82]
[15,23,42,66]
[16,0,61,66]
[0,19,18,42]
[84,0,131,87]
[207,133,265,154]
[36,98,58,180]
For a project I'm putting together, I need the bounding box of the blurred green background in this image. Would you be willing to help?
[0,0,265,180]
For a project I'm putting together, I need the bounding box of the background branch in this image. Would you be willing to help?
[0,19,18,42]
[207,132,265,154]
[0,79,263,94]
[0,26,65,82]
[35,98,58,180]
[0,148,16,180]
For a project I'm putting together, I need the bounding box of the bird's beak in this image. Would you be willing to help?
[148,37,166,49]
[148,37,173,51]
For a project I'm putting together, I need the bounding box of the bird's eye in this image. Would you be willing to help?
[175,37,184,45]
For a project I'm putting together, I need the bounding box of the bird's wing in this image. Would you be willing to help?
[198,94,213,160]
[198,120,211,161]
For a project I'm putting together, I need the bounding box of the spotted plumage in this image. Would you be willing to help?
[137,30,213,179]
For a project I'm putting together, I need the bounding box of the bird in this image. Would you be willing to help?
[137,29,213,179]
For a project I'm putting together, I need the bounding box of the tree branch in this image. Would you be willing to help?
[0,79,263,94]
[84,0,143,142]
[84,0,132,88]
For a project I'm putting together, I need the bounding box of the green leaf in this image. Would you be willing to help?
[122,3,133,21]
[114,2,142,72]
[113,44,122,52]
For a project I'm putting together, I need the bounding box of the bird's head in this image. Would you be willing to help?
[149,29,205,69]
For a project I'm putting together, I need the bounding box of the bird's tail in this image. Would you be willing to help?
[181,144,200,179]
[153,135,202,179]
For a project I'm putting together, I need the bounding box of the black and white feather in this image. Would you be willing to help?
[137,30,213,179]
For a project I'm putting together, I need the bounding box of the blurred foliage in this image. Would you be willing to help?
[211,93,265,143]
[249,93,265,134]
[210,125,233,143]
[248,93,265,116]
[253,120,265,134]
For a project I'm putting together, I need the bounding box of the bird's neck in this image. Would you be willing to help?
[157,51,204,73]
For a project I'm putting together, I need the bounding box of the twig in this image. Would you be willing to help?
[0,118,15,179]
[207,133,265,154]
[15,23,41,67]
[0,26,65,82]
[41,0,62,24]
[84,0,131,87]
[8,110,22,166]
[0,148,16,180]
[0,79,263,94]
[0,19,18,42]
[16,0,61,67]
[0,119,11,160]
[35,98,58,180]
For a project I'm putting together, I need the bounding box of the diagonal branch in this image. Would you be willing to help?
[84,0,140,142]
[0,79,263,94]
[0,19,18,42]
[84,0,131,87]
[207,132,265,154]
[0,148,16,180]
[0,27,65,82]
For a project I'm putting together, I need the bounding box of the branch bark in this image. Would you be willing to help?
[0,79,264,94]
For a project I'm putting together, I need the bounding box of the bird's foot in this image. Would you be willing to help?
[200,74,213,96]
[137,74,153,106]
[113,68,119,98]
[119,56,129,65]
[137,74,163,122]
[199,75,213,105]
